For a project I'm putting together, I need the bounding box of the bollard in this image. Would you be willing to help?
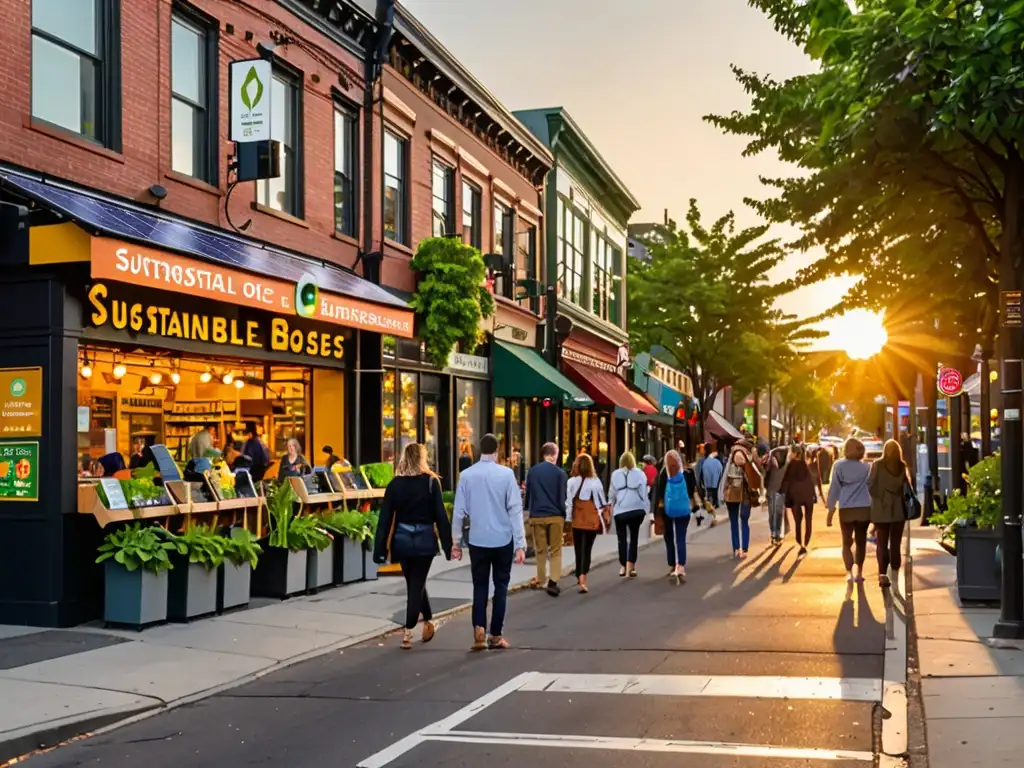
[922,474,934,527]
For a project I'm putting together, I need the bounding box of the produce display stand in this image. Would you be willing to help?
[77,482,179,528]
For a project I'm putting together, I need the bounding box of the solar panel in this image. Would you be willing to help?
[0,170,407,310]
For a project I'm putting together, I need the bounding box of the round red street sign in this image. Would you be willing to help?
[937,367,963,397]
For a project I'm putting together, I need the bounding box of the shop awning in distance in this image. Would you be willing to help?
[493,341,593,407]
[2,170,415,338]
[706,410,745,440]
[563,359,654,416]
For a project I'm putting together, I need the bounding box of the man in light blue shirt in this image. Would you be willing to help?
[452,433,526,650]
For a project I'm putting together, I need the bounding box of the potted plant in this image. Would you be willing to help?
[219,527,262,613]
[363,507,380,581]
[361,462,394,490]
[324,507,370,583]
[167,524,226,621]
[295,516,335,592]
[929,453,1002,603]
[95,523,178,628]
[251,481,309,598]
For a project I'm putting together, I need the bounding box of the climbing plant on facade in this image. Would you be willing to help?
[410,237,495,369]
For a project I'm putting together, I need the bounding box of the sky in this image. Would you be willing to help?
[401,0,859,347]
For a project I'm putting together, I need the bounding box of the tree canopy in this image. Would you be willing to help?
[706,0,1024,357]
[627,199,820,430]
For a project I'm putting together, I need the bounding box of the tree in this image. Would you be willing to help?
[627,199,820,435]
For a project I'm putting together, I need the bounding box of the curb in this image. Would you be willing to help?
[879,535,911,766]
[1,522,718,763]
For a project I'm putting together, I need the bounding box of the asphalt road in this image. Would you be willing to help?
[23,510,890,768]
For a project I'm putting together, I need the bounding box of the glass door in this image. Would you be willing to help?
[421,394,441,474]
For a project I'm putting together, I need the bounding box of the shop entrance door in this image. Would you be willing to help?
[419,392,450,484]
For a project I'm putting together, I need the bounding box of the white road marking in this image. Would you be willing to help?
[519,672,882,701]
[422,730,874,762]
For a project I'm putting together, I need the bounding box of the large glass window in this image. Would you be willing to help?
[558,199,586,306]
[432,159,454,237]
[593,236,613,321]
[256,71,302,217]
[170,11,215,183]
[456,379,485,477]
[493,398,508,462]
[516,222,536,287]
[462,181,481,249]
[382,370,396,464]
[609,244,622,325]
[31,0,116,146]
[383,130,407,243]
[493,203,514,297]
[334,105,357,236]
[399,372,418,454]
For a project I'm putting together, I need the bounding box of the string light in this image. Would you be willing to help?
[200,369,212,383]
[234,378,245,389]
[112,362,127,379]
[222,373,234,385]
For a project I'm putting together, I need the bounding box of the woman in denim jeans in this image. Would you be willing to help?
[758,444,785,546]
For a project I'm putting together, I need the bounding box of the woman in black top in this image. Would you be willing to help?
[277,438,310,481]
[373,442,453,649]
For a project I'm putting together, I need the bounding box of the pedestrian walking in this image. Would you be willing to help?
[565,453,610,594]
[524,442,568,597]
[642,454,658,492]
[825,438,872,583]
[373,443,453,650]
[779,444,816,555]
[609,451,650,578]
[659,450,692,584]
[451,434,527,650]
[719,439,762,559]
[757,443,785,546]
[701,445,723,510]
[868,439,911,589]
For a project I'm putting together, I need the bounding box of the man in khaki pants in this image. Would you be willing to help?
[524,442,568,596]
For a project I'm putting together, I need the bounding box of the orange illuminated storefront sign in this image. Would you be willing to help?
[89,237,414,338]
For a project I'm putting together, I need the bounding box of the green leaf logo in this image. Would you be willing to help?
[9,378,26,398]
[240,65,264,111]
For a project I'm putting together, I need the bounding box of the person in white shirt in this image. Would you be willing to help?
[565,453,609,594]
[609,451,651,579]
[451,433,526,650]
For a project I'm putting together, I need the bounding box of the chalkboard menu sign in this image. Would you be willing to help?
[99,478,128,510]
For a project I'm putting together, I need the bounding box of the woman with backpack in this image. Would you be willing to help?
[868,439,911,589]
[719,439,762,559]
[566,453,610,594]
[609,451,651,578]
[657,449,692,584]
[779,444,817,556]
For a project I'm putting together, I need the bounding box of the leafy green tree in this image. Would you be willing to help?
[628,199,820,434]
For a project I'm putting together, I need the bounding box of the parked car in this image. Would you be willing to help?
[849,428,883,461]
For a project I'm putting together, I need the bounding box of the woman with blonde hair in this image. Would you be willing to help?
[373,443,452,649]
[868,439,910,589]
[609,451,650,578]
[566,452,609,593]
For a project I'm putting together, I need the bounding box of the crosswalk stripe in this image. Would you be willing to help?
[519,672,882,701]
[422,730,875,762]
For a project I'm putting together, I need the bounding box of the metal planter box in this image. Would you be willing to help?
[956,527,1001,603]
[218,562,251,612]
[103,562,168,629]
[306,543,335,592]
[251,547,308,598]
[363,546,379,581]
[168,559,218,621]
[337,537,364,584]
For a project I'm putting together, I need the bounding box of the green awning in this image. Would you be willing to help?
[493,341,594,408]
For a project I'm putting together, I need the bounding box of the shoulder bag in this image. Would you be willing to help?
[572,478,604,533]
[901,477,922,521]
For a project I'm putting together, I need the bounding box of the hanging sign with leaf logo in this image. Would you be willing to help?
[230,59,272,143]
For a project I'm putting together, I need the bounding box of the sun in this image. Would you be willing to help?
[825,309,888,360]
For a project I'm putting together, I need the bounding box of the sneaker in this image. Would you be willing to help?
[546,579,560,597]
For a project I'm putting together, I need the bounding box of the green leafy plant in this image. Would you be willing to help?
[929,453,1001,543]
[288,515,334,551]
[96,523,178,573]
[441,490,455,522]
[266,481,298,549]
[323,508,371,543]
[361,462,394,489]
[410,237,495,368]
[364,508,380,535]
[169,524,227,570]
[221,528,263,569]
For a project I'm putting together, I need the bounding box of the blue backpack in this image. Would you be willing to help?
[663,474,691,518]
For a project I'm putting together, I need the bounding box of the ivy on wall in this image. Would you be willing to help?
[410,237,495,369]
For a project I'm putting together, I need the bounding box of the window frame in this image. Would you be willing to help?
[462,180,482,250]
[492,201,515,298]
[516,220,538,310]
[333,99,359,237]
[30,0,122,150]
[558,197,586,307]
[592,234,613,321]
[431,157,455,238]
[383,127,409,244]
[255,65,304,218]
[169,3,219,184]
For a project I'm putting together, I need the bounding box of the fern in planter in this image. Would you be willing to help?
[289,516,334,551]
[266,481,299,549]
[222,528,263,569]
[96,523,178,573]
[410,237,495,369]
[323,508,370,543]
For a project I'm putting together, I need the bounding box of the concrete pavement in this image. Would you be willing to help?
[15,508,901,767]
[1,516,713,764]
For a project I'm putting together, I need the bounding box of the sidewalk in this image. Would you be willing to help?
[0,517,715,763]
[910,529,1024,767]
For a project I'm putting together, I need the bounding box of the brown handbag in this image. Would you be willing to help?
[571,478,605,533]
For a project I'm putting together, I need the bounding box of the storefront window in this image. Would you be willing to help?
[598,414,609,470]
[493,397,507,459]
[399,372,418,455]
[561,409,571,466]
[456,379,484,473]
[574,410,592,458]
[382,370,396,464]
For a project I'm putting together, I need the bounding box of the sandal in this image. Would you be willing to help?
[421,621,435,643]
[528,578,543,590]
[471,626,487,651]
[629,568,637,578]
[400,630,414,650]
[879,575,892,589]
[619,567,626,577]
[488,635,510,649]
[579,584,589,594]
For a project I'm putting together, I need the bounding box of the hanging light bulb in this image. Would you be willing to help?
[113,362,127,379]
[170,371,180,384]
[80,362,93,379]
[222,373,234,385]
[200,370,212,383]
[149,371,163,385]
[234,378,245,390]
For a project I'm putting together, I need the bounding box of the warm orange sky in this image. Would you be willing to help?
[403,0,859,343]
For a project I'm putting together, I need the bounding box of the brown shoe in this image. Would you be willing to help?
[421,621,435,643]
[471,626,487,651]
[488,635,510,649]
